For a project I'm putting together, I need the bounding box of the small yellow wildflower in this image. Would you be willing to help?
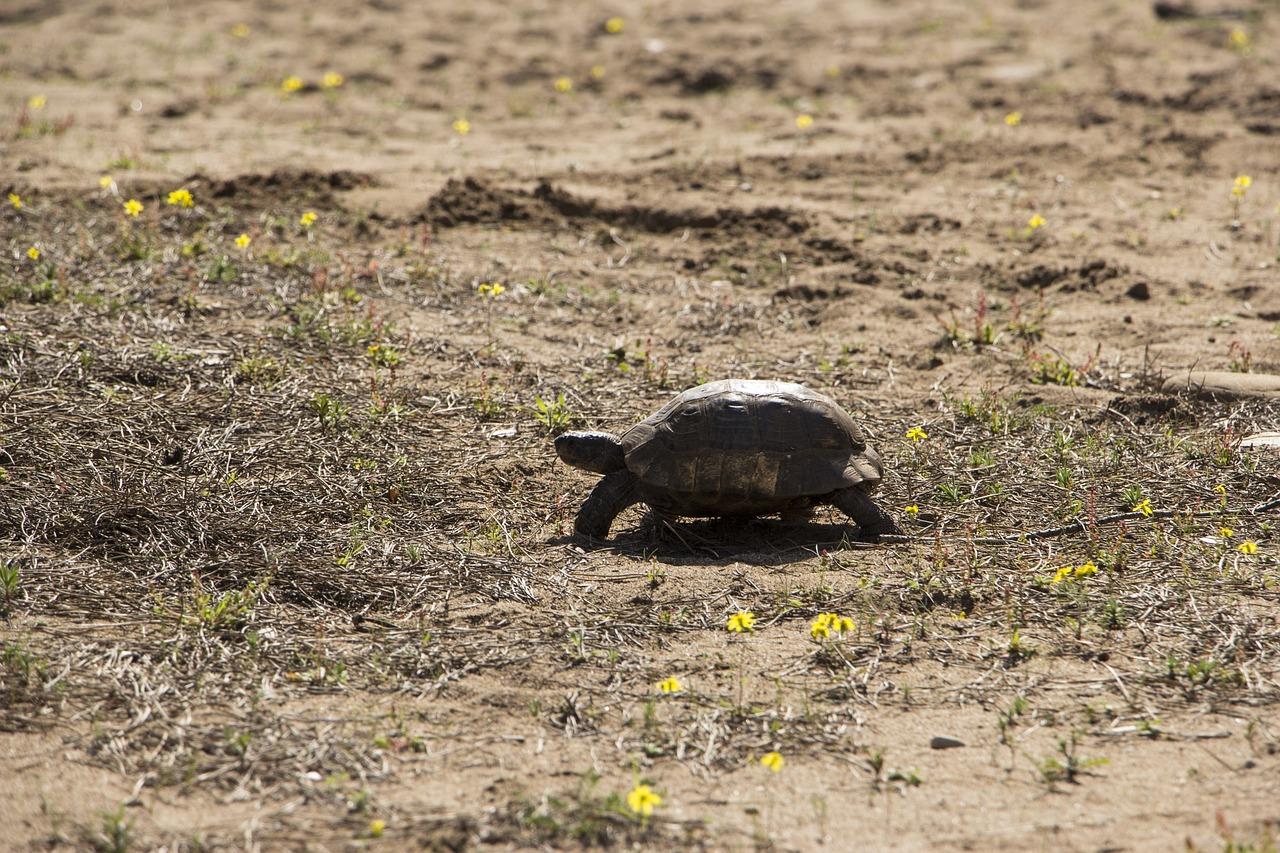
[99,175,115,190]
[825,64,841,78]
[123,199,143,217]
[1027,213,1047,230]
[905,504,920,516]
[452,118,471,136]
[1238,540,1258,555]
[7,193,21,209]
[166,188,194,208]
[299,211,318,227]
[726,611,756,633]
[1229,28,1250,50]
[235,233,251,250]
[590,65,606,80]
[322,71,344,89]
[1219,527,1234,539]
[810,612,852,638]
[27,95,46,110]
[477,282,506,298]
[795,113,814,130]
[605,17,625,34]
[1004,111,1022,126]
[26,246,40,261]
[1166,206,1183,220]
[658,676,682,694]
[230,23,250,38]
[554,76,573,93]
[1214,484,1227,496]
[1051,562,1097,585]
[1231,175,1252,199]
[281,75,304,94]
[626,784,661,817]
[760,751,784,772]
[368,819,386,838]
[905,426,927,442]
[1132,498,1153,517]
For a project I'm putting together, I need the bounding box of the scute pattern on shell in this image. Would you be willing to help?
[620,379,881,500]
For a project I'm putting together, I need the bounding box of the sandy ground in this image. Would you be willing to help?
[2,0,1280,850]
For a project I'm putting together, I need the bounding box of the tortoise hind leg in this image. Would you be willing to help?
[575,470,641,538]
[830,488,901,542]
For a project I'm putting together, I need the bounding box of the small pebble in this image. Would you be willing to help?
[930,736,965,749]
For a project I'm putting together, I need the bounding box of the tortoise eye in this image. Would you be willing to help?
[681,407,698,417]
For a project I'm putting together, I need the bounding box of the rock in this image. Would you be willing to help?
[1125,281,1151,300]
[1240,432,1280,449]
[1162,371,1280,400]
[929,735,965,749]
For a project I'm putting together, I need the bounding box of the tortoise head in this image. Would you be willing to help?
[555,431,626,474]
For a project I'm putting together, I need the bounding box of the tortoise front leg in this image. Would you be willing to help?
[830,487,901,542]
[575,470,641,538]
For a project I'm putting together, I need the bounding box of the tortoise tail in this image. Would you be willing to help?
[575,470,641,538]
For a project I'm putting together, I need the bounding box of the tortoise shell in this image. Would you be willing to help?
[620,379,882,500]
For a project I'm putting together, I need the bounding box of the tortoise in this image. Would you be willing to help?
[555,379,900,540]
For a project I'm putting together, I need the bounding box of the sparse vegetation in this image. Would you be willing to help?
[2,2,1278,850]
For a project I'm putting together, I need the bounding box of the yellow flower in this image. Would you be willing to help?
[795,114,815,130]
[1219,527,1234,539]
[605,17,625,34]
[299,211,317,227]
[230,22,251,38]
[726,610,756,633]
[27,95,46,110]
[810,617,831,640]
[322,71,344,89]
[1229,28,1250,49]
[760,751,784,772]
[658,676,682,694]
[235,233,251,249]
[1027,213,1046,230]
[281,75,304,94]
[905,426,927,442]
[1214,484,1227,496]
[452,117,471,136]
[123,199,143,217]
[368,819,385,838]
[166,188,194,208]
[1238,540,1258,555]
[477,282,506,298]
[26,246,40,261]
[590,65,606,80]
[1232,175,1252,199]
[99,175,115,190]
[554,76,573,93]
[1073,561,1098,579]
[1166,206,1183,220]
[1004,111,1022,126]
[1049,565,1073,586]
[626,784,661,817]
[905,504,919,516]
[833,615,854,632]
[7,193,21,209]
[1132,498,1153,517]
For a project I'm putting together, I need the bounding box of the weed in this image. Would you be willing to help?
[532,393,574,433]
[185,577,269,632]
[1036,732,1107,787]
[0,558,19,614]
[310,392,348,430]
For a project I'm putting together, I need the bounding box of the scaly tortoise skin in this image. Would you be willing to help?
[554,379,900,540]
